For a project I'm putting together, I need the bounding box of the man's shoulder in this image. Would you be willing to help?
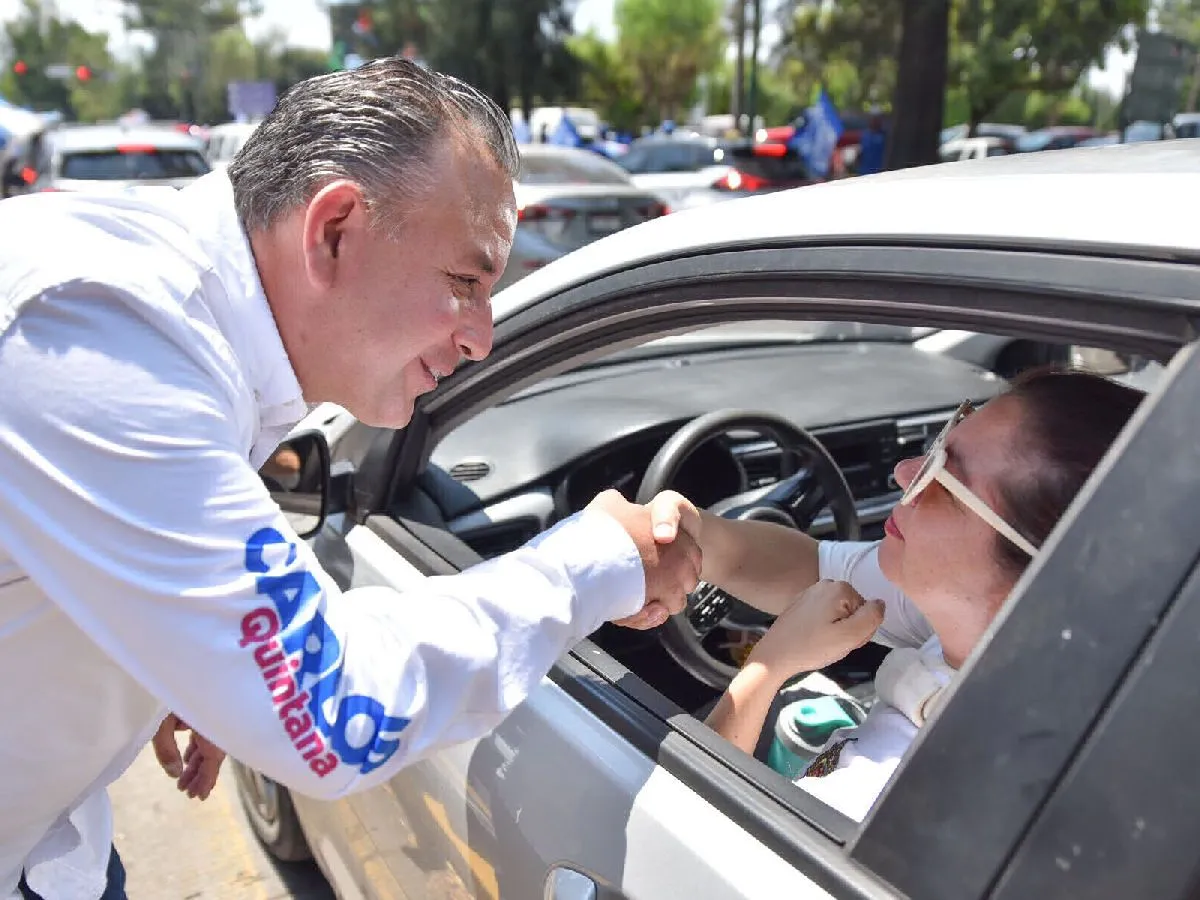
[1,191,205,295]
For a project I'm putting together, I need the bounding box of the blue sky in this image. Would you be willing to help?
[0,0,1129,96]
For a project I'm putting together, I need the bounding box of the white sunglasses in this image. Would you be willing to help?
[899,401,1039,558]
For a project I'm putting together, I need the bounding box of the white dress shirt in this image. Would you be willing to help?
[0,173,646,898]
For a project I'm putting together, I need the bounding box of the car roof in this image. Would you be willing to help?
[48,125,202,153]
[629,132,722,147]
[493,140,1200,321]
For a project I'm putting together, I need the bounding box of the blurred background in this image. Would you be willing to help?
[0,0,1194,277]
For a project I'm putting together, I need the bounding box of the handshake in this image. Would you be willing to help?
[586,488,704,631]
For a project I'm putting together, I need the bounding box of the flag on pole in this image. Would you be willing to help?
[789,88,844,179]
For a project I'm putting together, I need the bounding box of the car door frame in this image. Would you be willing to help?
[335,239,1200,899]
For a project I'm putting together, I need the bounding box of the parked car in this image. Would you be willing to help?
[1172,111,1200,138]
[497,144,668,290]
[1,123,210,196]
[1014,125,1097,153]
[618,132,810,210]
[236,142,1200,900]
[938,135,1012,162]
[204,121,259,172]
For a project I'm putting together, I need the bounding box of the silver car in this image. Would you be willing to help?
[1,123,210,196]
[238,142,1200,900]
[497,144,668,290]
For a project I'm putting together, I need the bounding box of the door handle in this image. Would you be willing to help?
[545,866,597,900]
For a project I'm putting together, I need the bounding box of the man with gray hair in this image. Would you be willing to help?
[0,58,701,900]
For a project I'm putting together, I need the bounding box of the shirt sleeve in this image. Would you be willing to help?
[0,288,646,800]
[817,540,934,649]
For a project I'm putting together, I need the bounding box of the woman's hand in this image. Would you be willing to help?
[748,580,884,679]
[705,581,883,754]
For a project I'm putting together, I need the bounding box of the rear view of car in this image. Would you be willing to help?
[4,124,210,196]
[619,132,811,210]
[500,144,668,289]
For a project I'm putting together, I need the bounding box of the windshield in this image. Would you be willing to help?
[590,321,928,367]
[60,148,210,180]
[518,151,630,185]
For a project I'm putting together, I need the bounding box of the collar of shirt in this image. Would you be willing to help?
[177,171,307,432]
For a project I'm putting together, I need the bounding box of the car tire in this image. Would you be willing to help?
[231,760,312,862]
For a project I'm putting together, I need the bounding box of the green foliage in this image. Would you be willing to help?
[569,30,647,130]
[774,0,1147,136]
[614,0,726,120]
[0,0,125,119]
[950,0,1149,127]
[774,0,901,115]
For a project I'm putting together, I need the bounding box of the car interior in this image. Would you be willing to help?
[382,317,1159,802]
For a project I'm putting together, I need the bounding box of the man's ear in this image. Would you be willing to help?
[301,180,368,289]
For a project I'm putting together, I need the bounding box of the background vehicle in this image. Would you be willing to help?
[1014,125,1098,152]
[2,123,209,196]
[618,132,810,210]
[204,121,259,171]
[938,135,1013,161]
[498,143,668,289]
[234,144,1200,900]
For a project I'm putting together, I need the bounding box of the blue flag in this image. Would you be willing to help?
[789,89,844,179]
[512,118,532,145]
[549,114,582,148]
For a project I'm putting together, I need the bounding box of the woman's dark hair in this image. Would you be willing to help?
[993,368,1145,575]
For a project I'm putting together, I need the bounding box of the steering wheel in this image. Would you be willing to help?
[635,410,861,690]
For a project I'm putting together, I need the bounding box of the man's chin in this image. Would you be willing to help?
[345,397,416,429]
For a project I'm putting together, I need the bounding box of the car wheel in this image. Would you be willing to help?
[231,760,312,862]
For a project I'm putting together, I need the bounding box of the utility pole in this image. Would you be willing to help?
[747,0,762,135]
[732,0,746,131]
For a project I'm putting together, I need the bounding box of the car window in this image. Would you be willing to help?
[60,148,211,180]
[620,142,711,174]
[518,152,630,185]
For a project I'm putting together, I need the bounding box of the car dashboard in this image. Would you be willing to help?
[411,341,1006,559]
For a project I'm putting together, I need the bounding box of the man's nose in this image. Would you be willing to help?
[455,305,494,362]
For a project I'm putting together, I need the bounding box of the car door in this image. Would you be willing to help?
[293,506,878,900]
[292,239,1200,900]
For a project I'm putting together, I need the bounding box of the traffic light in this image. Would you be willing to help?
[12,60,27,75]
[75,65,91,82]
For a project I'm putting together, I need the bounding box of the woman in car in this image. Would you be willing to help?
[654,368,1144,821]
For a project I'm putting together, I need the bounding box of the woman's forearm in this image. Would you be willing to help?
[704,662,788,755]
[699,511,821,615]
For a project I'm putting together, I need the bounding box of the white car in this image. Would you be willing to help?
[237,143,1200,900]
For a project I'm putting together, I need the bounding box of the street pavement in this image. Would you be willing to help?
[110,745,334,900]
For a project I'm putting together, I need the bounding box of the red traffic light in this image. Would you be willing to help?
[75,65,91,81]
[12,60,27,75]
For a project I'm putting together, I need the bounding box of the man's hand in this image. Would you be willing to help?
[151,713,227,801]
[586,489,702,629]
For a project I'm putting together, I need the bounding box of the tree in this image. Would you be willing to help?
[569,30,647,130]
[1158,0,1200,110]
[774,0,902,114]
[614,0,726,121]
[951,0,1149,132]
[121,0,259,121]
[0,0,124,121]
[887,0,951,169]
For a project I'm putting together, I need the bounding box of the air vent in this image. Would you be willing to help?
[448,459,492,482]
[895,411,955,454]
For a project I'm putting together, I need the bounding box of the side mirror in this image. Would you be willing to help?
[259,430,339,538]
